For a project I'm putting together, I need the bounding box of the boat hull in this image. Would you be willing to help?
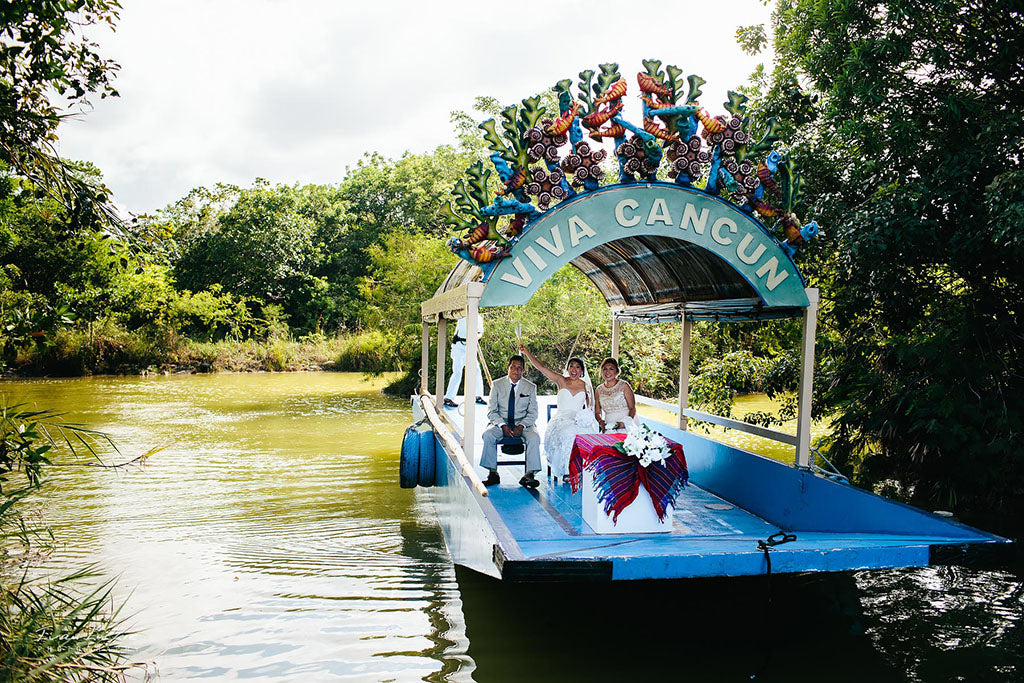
[419,399,1012,582]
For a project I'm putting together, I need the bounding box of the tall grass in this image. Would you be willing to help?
[0,569,140,681]
[332,329,407,373]
[0,402,152,681]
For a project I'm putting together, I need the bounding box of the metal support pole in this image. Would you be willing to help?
[420,321,430,395]
[435,317,448,411]
[464,294,482,452]
[678,316,692,431]
[795,288,819,468]
[611,316,621,360]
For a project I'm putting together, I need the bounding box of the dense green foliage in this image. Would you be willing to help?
[0,0,124,236]
[162,148,474,333]
[1,147,476,374]
[748,0,1024,520]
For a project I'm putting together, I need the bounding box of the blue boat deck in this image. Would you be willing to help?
[431,395,1010,581]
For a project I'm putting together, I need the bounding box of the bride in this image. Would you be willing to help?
[519,344,598,482]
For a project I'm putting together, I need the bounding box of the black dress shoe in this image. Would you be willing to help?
[443,398,457,408]
[475,396,487,405]
[483,471,500,486]
[519,473,539,489]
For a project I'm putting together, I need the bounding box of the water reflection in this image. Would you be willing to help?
[1,374,1020,681]
[856,566,1024,683]
[457,569,901,682]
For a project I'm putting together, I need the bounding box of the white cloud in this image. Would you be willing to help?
[56,0,774,214]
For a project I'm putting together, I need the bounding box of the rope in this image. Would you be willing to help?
[756,530,797,576]
[476,344,494,390]
[750,530,797,680]
[809,447,849,483]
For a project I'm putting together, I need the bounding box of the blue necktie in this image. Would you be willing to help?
[507,383,516,425]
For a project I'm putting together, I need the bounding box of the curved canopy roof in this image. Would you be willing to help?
[431,183,808,322]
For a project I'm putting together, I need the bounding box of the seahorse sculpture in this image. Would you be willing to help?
[545,101,579,136]
[779,218,820,258]
[446,237,509,264]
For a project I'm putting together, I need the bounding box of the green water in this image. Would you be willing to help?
[636,393,830,463]
[2,373,1020,682]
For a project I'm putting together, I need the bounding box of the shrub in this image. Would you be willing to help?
[334,330,406,372]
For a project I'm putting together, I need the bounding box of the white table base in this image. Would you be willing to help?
[581,468,673,534]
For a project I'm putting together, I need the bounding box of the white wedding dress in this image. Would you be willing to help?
[544,388,598,479]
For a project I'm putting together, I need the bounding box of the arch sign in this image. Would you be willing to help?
[480,183,809,309]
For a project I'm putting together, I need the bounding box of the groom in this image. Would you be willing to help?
[481,355,540,488]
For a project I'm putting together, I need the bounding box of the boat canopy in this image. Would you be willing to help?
[420,181,820,470]
[426,183,809,324]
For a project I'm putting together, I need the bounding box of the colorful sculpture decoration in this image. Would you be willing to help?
[440,60,820,268]
[666,135,711,183]
[560,140,607,190]
[779,219,820,258]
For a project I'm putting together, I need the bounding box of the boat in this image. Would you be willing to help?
[400,63,1012,582]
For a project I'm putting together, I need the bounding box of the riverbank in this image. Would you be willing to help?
[7,326,410,377]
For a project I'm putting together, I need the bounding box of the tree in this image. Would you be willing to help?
[358,232,457,333]
[1,1,123,231]
[167,143,482,332]
[173,182,326,325]
[1,2,133,365]
[752,0,1024,523]
[338,147,477,236]
[168,181,366,331]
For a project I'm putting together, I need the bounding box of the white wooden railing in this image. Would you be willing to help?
[633,395,797,447]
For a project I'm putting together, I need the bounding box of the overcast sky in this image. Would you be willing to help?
[55,0,774,215]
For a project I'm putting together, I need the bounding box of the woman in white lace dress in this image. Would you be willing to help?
[519,344,598,482]
[594,357,637,433]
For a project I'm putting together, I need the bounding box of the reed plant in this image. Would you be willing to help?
[0,402,151,681]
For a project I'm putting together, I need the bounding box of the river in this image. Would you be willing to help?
[2,373,1021,681]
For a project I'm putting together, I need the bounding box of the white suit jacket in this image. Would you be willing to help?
[487,375,538,429]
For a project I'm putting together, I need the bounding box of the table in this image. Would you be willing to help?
[569,432,688,533]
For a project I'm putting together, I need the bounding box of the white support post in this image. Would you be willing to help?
[435,317,448,411]
[463,293,482,452]
[678,316,692,431]
[611,316,621,360]
[420,321,430,395]
[795,288,819,468]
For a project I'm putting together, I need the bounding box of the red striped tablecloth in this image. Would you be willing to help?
[569,432,688,523]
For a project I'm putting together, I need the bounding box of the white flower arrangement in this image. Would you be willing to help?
[614,422,671,467]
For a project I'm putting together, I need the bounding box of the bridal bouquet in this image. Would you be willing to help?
[614,423,671,468]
